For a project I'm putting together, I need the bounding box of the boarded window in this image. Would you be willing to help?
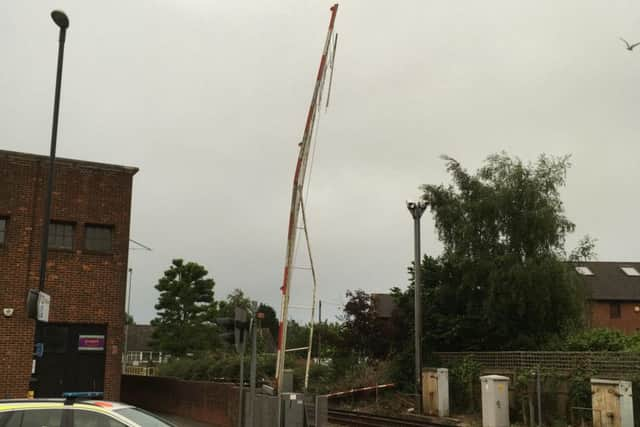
[49,222,74,250]
[610,302,622,319]
[85,225,113,252]
[0,217,6,245]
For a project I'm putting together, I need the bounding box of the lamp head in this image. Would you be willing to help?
[51,10,69,29]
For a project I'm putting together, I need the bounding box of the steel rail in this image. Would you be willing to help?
[328,409,459,427]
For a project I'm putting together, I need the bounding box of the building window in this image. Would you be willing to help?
[49,222,74,250]
[85,225,113,252]
[621,267,640,277]
[575,266,594,276]
[0,217,6,246]
[610,302,622,319]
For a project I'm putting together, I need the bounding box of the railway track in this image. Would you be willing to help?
[328,408,459,427]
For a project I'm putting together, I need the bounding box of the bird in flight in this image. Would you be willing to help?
[620,37,640,51]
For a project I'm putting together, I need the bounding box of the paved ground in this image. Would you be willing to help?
[156,413,213,427]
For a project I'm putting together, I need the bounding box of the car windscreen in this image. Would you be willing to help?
[112,408,174,427]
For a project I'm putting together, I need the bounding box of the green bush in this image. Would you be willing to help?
[448,356,482,413]
[388,350,415,392]
[564,328,629,351]
[157,352,277,383]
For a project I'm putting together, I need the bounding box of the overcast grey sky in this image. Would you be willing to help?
[3,1,640,324]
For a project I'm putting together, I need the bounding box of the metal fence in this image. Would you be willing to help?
[304,395,328,427]
[123,366,157,376]
[124,351,168,364]
[435,352,640,375]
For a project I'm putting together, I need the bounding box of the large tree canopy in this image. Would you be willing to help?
[394,153,584,351]
[151,259,217,356]
[425,153,575,261]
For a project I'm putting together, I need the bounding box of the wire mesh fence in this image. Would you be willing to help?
[435,352,640,375]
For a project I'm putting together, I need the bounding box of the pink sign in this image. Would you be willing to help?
[78,335,105,351]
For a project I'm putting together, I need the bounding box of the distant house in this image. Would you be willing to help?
[371,293,396,319]
[573,262,640,334]
[124,325,168,365]
[126,324,154,352]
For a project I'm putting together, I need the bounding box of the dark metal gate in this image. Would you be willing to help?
[33,323,107,397]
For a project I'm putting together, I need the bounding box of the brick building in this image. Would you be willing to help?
[574,262,640,334]
[0,149,137,399]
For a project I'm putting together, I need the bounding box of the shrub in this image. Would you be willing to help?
[564,328,629,351]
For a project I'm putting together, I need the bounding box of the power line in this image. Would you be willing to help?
[129,238,152,251]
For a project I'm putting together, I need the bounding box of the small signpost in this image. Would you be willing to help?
[37,291,50,322]
[34,343,44,358]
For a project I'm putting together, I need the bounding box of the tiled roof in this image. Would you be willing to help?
[573,262,640,301]
[126,324,154,351]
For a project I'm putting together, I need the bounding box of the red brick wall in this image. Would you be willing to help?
[121,375,238,427]
[589,300,640,334]
[0,151,136,399]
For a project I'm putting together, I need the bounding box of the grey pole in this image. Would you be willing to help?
[536,367,542,427]
[38,10,69,293]
[123,268,133,366]
[31,10,69,397]
[238,339,246,427]
[407,200,426,414]
[318,300,322,360]
[249,313,258,427]
[127,268,133,316]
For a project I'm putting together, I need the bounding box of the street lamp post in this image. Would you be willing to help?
[407,200,427,414]
[37,10,69,293]
[30,9,69,397]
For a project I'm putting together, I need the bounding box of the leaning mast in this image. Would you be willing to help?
[275,4,339,393]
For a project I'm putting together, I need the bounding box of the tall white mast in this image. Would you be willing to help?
[275,4,339,394]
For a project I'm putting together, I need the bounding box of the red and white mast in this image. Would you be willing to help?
[275,3,339,393]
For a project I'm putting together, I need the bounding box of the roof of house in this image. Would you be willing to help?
[371,293,396,318]
[0,149,138,175]
[126,324,154,351]
[573,262,640,301]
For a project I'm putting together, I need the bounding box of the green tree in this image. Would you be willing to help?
[569,235,598,262]
[151,259,217,356]
[286,319,310,350]
[257,303,279,342]
[218,288,253,317]
[125,313,135,325]
[395,153,584,351]
[340,289,396,358]
[314,321,344,359]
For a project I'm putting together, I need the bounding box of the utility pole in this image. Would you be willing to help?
[536,367,542,427]
[318,300,322,360]
[123,268,133,367]
[248,307,262,427]
[407,200,427,414]
[236,308,248,427]
[215,308,250,427]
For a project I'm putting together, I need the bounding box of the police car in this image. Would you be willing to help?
[0,393,175,427]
